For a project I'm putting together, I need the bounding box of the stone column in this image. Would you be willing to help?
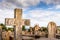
[48,22,57,38]
[14,8,22,40]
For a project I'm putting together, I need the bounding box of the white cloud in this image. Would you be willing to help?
[0,9,14,23]
[41,0,60,9]
[0,0,41,9]
[42,0,60,5]
[0,1,19,9]
[23,9,60,27]
[55,5,60,9]
[16,0,40,7]
[0,8,60,27]
[0,0,60,10]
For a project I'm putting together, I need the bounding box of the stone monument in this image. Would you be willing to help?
[0,26,2,40]
[48,22,57,38]
[5,8,30,40]
[5,8,22,40]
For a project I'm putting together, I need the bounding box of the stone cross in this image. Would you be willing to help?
[5,8,22,40]
[48,22,57,38]
[5,8,30,40]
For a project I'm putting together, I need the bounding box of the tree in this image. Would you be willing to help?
[22,25,26,31]
[28,29,30,32]
[0,23,7,31]
[40,27,48,33]
[43,27,48,33]
[8,28,14,32]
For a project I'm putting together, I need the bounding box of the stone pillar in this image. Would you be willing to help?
[0,26,2,40]
[14,8,22,40]
[48,22,57,38]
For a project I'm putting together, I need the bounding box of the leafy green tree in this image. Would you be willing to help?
[40,27,48,33]
[43,27,48,33]
[22,25,26,31]
[28,29,30,32]
[0,23,7,31]
[8,28,14,32]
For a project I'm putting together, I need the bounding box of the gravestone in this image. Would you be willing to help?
[0,26,2,40]
[5,8,30,40]
[48,22,57,38]
[5,8,22,40]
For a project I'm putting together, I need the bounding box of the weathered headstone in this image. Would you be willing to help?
[48,22,57,38]
[0,26,2,40]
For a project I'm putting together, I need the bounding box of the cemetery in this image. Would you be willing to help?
[0,8,60,40]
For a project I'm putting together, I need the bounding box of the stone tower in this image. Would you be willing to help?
[48,22,57,38]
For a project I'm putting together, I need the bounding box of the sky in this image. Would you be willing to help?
[0,0,60,27]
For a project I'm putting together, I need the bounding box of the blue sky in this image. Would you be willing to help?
[0,0,60,27]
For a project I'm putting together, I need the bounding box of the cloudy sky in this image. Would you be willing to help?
[0,0,60,27]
